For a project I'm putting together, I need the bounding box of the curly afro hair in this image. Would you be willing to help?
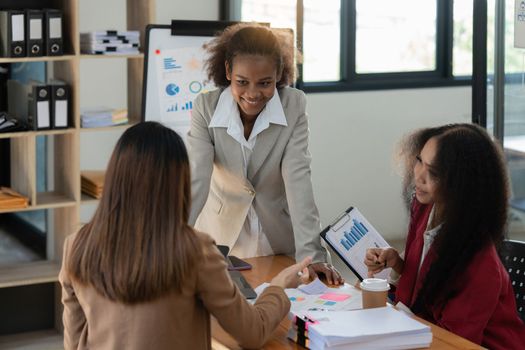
[204,23,298,88]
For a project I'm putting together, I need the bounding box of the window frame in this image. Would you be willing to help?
[220,0,472,92]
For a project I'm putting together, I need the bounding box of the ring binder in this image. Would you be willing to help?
[7,80,51,130]
[49,81,70,128]
[26,10,44,57]
[0,10,26,57]
[44,9,63,56]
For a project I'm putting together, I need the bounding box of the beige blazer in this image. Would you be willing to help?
[188,87,326,263]
[59,231,290,350]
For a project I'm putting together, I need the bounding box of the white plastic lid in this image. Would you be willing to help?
[360,278,390,292]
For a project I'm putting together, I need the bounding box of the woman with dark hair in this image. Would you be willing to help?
[188,23,343,284]
[59,121,312,350]
[364,123,525,349]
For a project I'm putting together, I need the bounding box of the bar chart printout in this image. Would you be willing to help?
[340,219,369,250]
[323,207,391,280]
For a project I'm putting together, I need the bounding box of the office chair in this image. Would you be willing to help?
[499,240,525,322]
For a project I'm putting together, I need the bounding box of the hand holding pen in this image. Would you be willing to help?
[364,247,404,277]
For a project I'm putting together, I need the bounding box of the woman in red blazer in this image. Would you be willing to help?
[365,124,525,349]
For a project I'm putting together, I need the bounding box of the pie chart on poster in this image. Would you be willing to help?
[166,83,180,96]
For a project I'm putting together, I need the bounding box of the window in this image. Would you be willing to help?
[230,0,341,82]
[453,0,473,76]
[355,1,437,74]
[222,0,474,91]
[303,0,341,81]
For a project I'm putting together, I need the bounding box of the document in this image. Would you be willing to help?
[254,282,362,313]
[298,278,328,295]
[320,207,392,280]
[306,307,432,350]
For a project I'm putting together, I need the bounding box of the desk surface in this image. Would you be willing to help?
[211,255,484,350]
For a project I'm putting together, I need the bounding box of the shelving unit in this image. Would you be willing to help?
[0,0,155,344]
[0,55,77,64]
[79,53,144,59]
[79,123,133,133]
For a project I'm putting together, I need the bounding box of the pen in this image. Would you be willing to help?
[375,258,387,268]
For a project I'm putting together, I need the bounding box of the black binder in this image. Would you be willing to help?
[44,9,63,56]
[28,83,51,130]
[49,82,70,128]
[7,80,51,130]
[26,10,44,57]
[0,10,26,57]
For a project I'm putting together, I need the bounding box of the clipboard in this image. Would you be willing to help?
[320,206,391,281]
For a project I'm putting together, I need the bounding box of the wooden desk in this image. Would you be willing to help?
[211,255,484,350]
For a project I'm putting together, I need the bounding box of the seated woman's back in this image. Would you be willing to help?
[60,230,290,350]
[59,121,310,350]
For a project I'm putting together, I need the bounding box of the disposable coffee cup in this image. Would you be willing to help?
[360,278,390,309]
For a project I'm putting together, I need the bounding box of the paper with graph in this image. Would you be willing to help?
[254,282,362,313]
[321,207,392,280]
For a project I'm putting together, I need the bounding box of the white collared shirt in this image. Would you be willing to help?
[419,205,441,272]
[208,87,287,258]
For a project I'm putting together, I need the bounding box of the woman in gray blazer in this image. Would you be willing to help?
[188,23,342,284]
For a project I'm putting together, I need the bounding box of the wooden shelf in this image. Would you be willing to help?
[0,0,155,340]
[0,55,77,64]
[0,261,60,288]
[80,53,144,59]
[36,192,77,208]
[80,123,134,132]
[81,193,99,204]
[0,128,77,140]
[0,193,76,214]
[0,329,62,349]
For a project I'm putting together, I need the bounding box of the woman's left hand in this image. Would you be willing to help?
[308,262,344,286]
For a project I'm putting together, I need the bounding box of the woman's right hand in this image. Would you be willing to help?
[270,257,312,289]
[364,248,402,277]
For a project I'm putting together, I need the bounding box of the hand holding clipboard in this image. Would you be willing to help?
[320,207,392,281]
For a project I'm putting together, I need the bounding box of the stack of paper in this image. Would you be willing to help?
[80,31,140,55]
[81,107,128,128]
[81,171,105,199]
[0,187,29,209]
[306,307,432,350]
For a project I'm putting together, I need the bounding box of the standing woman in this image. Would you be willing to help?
[188,23,342,284]
[59,122,311,350]
[365,124,525,349]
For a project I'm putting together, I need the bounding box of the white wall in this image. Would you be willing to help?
[156,0,219,23]
[79,0,472,238]
[307,88,471,241]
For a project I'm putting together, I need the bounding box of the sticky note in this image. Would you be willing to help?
[319,293,351,302]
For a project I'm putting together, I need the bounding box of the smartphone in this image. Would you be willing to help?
[228,255,252,271]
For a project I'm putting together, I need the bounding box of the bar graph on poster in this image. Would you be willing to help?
[143,24,234,141]
[155,46,214,136]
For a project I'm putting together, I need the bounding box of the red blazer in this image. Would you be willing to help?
[395,200,525,349]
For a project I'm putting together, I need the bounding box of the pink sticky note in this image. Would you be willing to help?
[319,293,351,302]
